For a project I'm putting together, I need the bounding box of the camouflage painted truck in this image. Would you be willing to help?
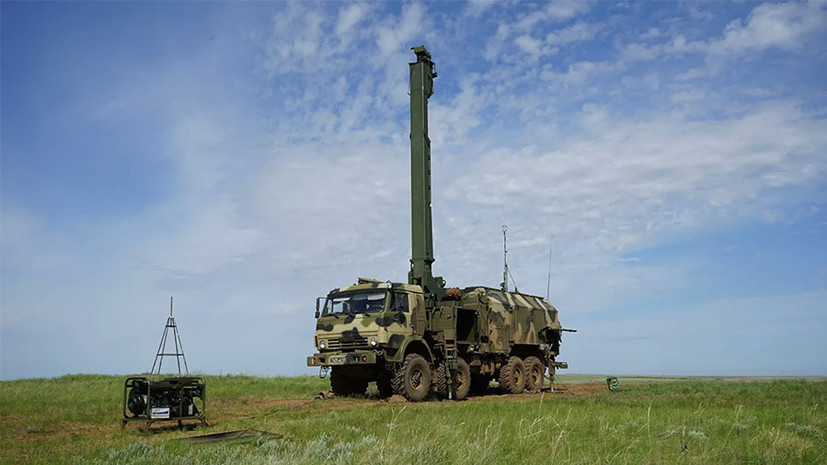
[307,46,572,401]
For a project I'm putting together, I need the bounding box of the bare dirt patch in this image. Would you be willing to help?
[552,382,611,396]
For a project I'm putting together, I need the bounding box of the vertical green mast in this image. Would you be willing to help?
[408,46,444,303]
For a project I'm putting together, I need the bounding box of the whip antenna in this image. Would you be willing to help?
[501,225,508,292]
[546,235,553,299]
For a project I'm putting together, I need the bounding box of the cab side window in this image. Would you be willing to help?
[391,293,410,312]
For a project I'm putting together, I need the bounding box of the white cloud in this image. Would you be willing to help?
[640,27,661,40]
[503,20,600,60]
[336,3,369,36]
[482,2,598,62]
[374,2,426,60]
[484,23,510,60]
[544,1,593,22]
[444,102,827,279]
[464,0,497,18]
[542,60,614,85]
[265,4,327,71]
[669,89,705,104]
[620,1,827,65]
[545,21,600,46]
[710,1,827,55]
[674,67,710,81]
[514,33,543,55]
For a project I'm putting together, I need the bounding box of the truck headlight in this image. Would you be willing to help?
[319,340,327,350]
[370,337,378,347]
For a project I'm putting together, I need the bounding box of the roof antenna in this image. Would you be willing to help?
[546,234,553,300]
[501,225,508,292]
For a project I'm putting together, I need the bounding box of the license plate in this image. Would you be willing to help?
[330,357,345,364]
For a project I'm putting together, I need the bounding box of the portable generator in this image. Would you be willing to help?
[122,376,206,428]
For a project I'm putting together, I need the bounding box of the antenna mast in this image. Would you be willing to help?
[501,225,509,292]
[408,45,445,305]
[546,235,553,299]
[151,296,190,375]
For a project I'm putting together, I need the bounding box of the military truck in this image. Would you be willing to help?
[307,46,572,401]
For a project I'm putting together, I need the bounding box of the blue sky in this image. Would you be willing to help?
[2,1,826,380]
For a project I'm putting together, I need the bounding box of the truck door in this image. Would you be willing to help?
[409,292,427,335]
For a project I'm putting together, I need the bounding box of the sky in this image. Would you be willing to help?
[2,1,826,380]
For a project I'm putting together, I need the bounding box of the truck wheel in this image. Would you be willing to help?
[524,356,545,392]
[435,358,471,400]
[499,356,526,394]
[434,362,449,399]
[454,358,471,400]
[393,354,431,401]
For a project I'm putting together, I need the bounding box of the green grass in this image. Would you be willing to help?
[2,374,825,464]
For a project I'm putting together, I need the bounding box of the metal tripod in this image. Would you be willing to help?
[150,297,189,375]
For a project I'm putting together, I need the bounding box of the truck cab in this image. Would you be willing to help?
[307,279,432,398]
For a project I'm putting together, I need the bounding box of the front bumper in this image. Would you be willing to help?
[307,350,378,367]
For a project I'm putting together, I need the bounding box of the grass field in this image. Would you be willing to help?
[1,374,825,464]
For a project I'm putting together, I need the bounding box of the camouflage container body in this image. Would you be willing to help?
[462,287,561,355]
[460,287,562,354]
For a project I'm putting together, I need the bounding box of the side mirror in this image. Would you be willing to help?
[315,297,323,319]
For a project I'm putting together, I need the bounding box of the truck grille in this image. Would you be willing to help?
[327,337,369,351]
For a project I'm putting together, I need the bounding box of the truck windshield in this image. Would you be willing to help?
[322,291,388,316]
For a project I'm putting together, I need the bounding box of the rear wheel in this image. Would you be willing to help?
[435,362,449,399]
[524,356,545,392]
[454,358,471,400]
[435,358,470,400]
[393,354,431,401]
[498,356,526,394]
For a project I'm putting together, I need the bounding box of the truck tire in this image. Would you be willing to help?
[524,356,545,392]
[454,358,471,400]
[393,353,431,402]
[435,358,471,400]
[499,356,526,394]
[434,362,449,399]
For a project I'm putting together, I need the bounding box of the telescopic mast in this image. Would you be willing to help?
[407,46,445,304]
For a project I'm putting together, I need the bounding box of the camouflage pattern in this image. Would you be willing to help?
[307,283,564,370]
[460,287,562,355]
[307,281,428,368]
